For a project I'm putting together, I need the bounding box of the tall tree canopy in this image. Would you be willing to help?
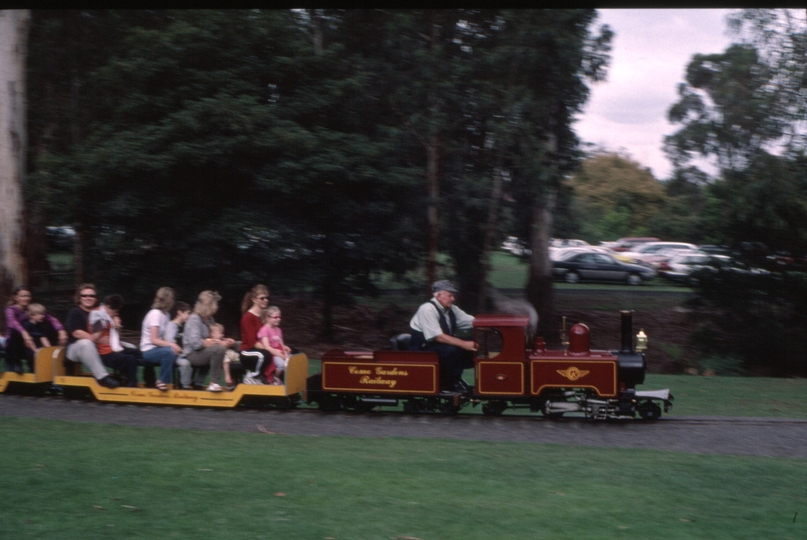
[569,152,665,241]
[24,9,610,337]
[664,9,807,376]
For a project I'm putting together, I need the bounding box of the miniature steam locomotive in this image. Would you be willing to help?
[307,310,672,419]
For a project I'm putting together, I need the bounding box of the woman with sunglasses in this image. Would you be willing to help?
[235,284,274,385]
[63,284,120,388]
[3,285,68,373]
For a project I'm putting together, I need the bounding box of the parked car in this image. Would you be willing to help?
[604,237,660,252]
[501,236,532,257]
[642,247,702,270]
[549,238,590,249]
[620,242,699,264]
[661,253,770,285]
[552,251,656,285]
[551,245,635,264]
[698,244,732,256]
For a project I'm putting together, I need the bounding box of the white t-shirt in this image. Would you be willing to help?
[140,309,169,352]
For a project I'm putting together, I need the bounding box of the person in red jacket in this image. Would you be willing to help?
[235,284,274,385]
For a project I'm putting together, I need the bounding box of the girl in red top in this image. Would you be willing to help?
[236,284,275,384]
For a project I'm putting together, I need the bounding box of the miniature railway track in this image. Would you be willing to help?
[2,394,806,459]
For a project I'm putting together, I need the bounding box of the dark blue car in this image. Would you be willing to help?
[552,251,656,285]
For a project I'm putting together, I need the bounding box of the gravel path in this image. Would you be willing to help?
[2,394,806,459]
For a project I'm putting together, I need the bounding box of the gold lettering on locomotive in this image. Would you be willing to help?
[556,367,590,381]
[375,367,408,376]
[348,366,372,375]
[359,375,397,388]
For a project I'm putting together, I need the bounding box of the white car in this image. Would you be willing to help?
[662,253,770,285]
[501,236,531,257]
[550,238,590,249]
[621,242,699,264]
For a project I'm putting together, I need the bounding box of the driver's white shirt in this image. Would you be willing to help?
[409,300,474,341]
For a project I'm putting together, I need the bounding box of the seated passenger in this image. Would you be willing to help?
[259,306,291,385]
[4,285,67,373]
[23,303,54,350]
[182,291,231,392]
[237,284,272,385]
[408,280,477,393]
[64,284,120,388]
[139,287,181,391]
[209,323,240,390]
[165,301,191,389]
[89,294,139,388]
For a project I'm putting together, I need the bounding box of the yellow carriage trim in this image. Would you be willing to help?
[52,352,308,408]
[1,346,64,391]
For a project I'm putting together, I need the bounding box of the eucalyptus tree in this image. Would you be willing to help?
[665,9,807,254]
[443,10,612,331]
[0,10,30,303]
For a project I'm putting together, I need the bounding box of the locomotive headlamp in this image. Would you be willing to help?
[636,329,648,352]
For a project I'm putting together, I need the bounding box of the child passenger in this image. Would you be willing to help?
[258,306,291,385]
[165,301,191,347]
[22,303,53,351]
[210,323,241,391]
[165,301,193,390]
[89,294,139,387]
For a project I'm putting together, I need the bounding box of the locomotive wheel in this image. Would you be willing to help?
[482,400,507,416]
[638,401,662,420]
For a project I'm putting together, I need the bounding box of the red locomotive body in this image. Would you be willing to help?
[320,350,440,395]
[308,310,673,419]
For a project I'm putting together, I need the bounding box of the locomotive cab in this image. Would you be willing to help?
[473,315,531,396]
[474,311,672,420]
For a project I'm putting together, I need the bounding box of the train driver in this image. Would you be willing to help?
[408,280,478,393]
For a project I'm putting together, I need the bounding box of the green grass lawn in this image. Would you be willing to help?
[0,417,804,540]
[646,374,807,418]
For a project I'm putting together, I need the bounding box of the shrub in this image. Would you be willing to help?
[687,270,807,376]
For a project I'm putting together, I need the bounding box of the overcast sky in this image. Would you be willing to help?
[574,9,736,180]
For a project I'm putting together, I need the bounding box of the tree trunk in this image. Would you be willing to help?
[73,222,85,285]
[525,190,556,342]
[311,9,323,55]
[0,10,30,303]
[425,136,440,286]
[477,167,505,313]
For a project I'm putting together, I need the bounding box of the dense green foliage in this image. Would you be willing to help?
[568,152,666,240]
[687,270,807,376]
[25,9,611,334]
[659,10,807,376]
[664,10,807,257]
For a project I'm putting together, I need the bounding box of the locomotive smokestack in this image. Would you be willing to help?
[620,310,634,353]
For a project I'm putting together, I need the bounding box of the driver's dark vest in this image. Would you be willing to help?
[431,300,456,336]
[409,300,456,350]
